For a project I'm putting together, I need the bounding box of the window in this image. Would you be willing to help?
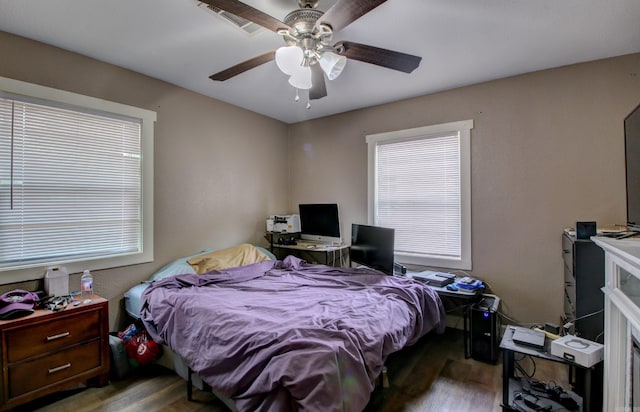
[0,77,155,283]
[366,120,473,270]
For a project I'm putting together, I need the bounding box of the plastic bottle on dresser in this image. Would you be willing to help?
[81,269,93,303]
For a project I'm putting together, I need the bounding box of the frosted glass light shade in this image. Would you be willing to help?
[319,52,347,80]
[275,46,303,75]
[288,66,312,90]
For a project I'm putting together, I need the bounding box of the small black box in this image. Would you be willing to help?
[414,271,455,287]
[576,221,597,239]
[469,294,501,363]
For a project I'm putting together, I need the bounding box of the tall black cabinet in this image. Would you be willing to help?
[562,233,604,343]
[562,232,604,412]
[562,232,605,341]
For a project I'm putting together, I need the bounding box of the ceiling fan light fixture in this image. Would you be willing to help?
[275,46,304,75]
[206,0,423,106]
[319,51,347,80]
[288,65,313,90]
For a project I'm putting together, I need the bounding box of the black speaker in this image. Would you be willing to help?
[469,294,500,363]
[277,235,297,245]
[576,221,597,239]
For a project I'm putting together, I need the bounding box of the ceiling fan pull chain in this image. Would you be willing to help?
[295,88,300,102]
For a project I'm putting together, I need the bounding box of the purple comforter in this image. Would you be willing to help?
[140,256,445,412]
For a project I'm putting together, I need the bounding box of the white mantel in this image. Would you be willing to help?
[592,236,640,410]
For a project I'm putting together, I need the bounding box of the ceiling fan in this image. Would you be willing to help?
[203,0,422,103]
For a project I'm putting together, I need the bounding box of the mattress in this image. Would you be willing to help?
[124,282,151,319]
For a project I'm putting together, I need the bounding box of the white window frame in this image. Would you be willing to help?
[366,120,473,270]
[0,76,155,283]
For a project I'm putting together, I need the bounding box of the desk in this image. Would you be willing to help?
[266,232,349,267]
[407,272,484,358]
[272,242,349,266]
[501,325,599,411]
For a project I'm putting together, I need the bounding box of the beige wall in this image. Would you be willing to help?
[288,53,640,325]
[0,32,289,330]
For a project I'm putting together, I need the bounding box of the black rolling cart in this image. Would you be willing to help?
[500,326,602,412]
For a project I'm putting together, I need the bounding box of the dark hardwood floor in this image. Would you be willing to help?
[19,328,568,412]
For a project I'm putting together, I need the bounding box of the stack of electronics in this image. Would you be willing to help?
[510,325,605,368]
[411,271,456,287]
[411,272,485,291]
[455,276,484,291]
[268,203,343,249]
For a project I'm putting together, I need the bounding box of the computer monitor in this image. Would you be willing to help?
[299,203,342,245]
[350,224,395,275]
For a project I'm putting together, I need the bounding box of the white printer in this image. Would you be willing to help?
[266,214,301,233]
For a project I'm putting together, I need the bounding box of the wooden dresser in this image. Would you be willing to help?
[0,296,110,411]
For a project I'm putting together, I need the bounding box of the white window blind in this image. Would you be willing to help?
[376,134,461,258]
[0,96,142,270]
[367,120,472,270]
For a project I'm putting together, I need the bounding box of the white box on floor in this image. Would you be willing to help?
[550,335,604,367]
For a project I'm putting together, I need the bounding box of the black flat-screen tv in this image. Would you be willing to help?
[625,102,640,232]
[350,224,395,275]
[299,203,342,245]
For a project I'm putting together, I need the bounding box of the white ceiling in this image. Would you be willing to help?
[1,0,639,124]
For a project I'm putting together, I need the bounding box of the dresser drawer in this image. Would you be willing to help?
[8,340,101,398]
[6,310,100,363]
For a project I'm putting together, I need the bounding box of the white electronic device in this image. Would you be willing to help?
[550,335,604,367]
[44,266,69,297]
[266,214,301,233]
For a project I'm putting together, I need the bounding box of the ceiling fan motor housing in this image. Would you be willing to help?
[282,7,333,57]
[284,8,323,34]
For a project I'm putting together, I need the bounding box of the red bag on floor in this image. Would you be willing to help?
[119,322,161,367]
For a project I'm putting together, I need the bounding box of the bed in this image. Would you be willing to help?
[128,244,446,412]
[124,244,274,319]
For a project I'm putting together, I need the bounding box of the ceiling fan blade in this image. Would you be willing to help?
[309,64,327,100]
[317,0,388,32]
[199,0,291,33]
[335,41,421,74]
[209,50,276,81]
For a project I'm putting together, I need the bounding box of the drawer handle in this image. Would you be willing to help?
[46,332,70,341]
[48,363,71,374]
